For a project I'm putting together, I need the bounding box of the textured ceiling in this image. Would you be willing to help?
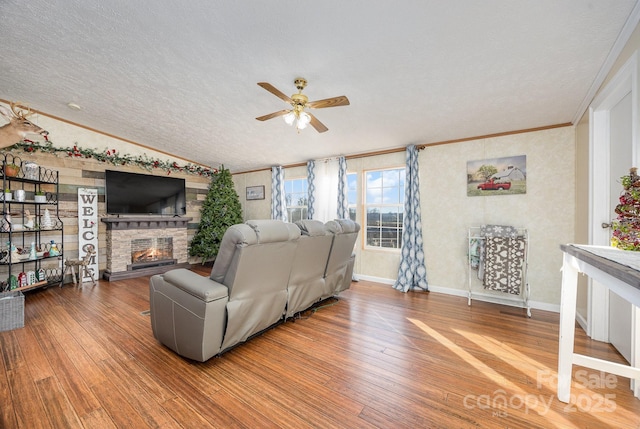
[0,1,638,172]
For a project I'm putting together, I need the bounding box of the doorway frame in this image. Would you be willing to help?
[589,51,639,396]
[589,51,638,339]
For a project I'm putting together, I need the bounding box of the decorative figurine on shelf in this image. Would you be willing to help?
[26,271,36,285]
[9,243,20,263]
[612,167,640,251]
[37,267,46,282]
[8,275,17,290]
[49,240,60,257]
[17,272,27,288]
[24,209,34,229]
[29,241,36,260]
[23,162,38,180]
[41,208,53,230]
[14,189,25,202]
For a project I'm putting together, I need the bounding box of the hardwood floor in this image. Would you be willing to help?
[1,267,639,428]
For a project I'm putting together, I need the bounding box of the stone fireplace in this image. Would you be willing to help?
[102,216,192,281]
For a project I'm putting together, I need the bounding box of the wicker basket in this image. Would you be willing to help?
[0,290,24,332]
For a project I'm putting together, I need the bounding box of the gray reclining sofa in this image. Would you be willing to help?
[149,218,360,362]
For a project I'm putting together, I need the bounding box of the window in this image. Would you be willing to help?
[347,172,357,222]
[284,177,308,222]
[364,168,405,249]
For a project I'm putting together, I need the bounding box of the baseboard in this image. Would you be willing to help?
[354,275,560,314]
[428,283,560,313]
[576,311,589,333]
[354,274,395,285]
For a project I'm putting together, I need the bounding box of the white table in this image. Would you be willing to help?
[558,244,640,402]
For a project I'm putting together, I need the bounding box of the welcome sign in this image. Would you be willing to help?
[78,188,99,282]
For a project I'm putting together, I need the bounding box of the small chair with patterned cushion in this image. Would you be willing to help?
[60,245,96,287]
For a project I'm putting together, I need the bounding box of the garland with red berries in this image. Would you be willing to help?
[10,139,216,177]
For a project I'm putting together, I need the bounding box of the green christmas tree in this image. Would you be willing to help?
[189,166,243,262]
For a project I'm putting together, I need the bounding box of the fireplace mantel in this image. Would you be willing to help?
[101,216,192,230]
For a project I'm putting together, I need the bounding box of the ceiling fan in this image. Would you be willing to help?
[256,77,349,133]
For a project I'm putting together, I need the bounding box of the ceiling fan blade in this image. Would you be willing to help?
[256,110,290,121]
[257,82,293,103]
[308,113,329,133]
[306,95,350,109]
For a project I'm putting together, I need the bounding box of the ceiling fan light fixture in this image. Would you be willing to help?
[283,111,296,126]
[297,112,311,129]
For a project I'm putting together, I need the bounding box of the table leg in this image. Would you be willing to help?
[558,253,578,403]
[633,304,640,398]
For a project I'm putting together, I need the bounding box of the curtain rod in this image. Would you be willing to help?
[234,122,572,175]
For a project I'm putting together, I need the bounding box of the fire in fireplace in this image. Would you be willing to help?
[131,237,173,264]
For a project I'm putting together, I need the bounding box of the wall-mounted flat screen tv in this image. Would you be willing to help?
[105,170,186,215]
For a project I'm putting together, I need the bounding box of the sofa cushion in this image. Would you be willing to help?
[246,219,301,243]
[325,220,342,234]
[286,222,334,318]
[295,219,329,237]
[335,218,359,234]
[324,219,361,297]
[210,224,257,283]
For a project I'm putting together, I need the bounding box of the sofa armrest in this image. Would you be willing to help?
[162,269,228,302]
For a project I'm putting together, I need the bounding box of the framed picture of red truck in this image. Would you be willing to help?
[467,155,526,196]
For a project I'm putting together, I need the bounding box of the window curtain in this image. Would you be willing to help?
[310,158,340,222]
[393,145,428,292]
[337,156,349,219]
[271,166,288,221]
[307,160,316,219]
